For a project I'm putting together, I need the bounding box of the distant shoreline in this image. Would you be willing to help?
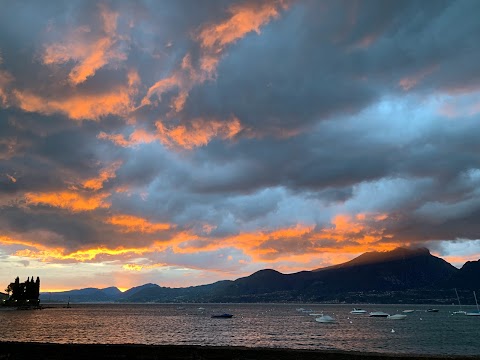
[0,342,477,360]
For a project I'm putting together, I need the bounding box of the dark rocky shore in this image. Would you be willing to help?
[0,342,477,360]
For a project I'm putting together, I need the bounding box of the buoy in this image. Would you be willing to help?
[391,329,395,333]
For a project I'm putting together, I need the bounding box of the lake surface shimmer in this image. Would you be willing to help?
[1,304,479,356]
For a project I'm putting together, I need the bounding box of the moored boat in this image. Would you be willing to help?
[211,313,233,318]
[466,311,480,316]
[369,311,389,317]
[466,291,480,316]
[315,315,335,323]
[402,309,414,313]
[388,314,407,320]
[350,308,367,314]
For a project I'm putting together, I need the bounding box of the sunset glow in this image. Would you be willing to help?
[1,0,480,292]
[24,191,110,212]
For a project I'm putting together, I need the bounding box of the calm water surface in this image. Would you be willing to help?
[1,304,479,355]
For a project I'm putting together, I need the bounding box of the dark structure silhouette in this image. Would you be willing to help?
[2,276,41,308]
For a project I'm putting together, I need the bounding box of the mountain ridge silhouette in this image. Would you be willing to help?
[39,247,478,304]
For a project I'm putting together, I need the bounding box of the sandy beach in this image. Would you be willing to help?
[0,342,477,360]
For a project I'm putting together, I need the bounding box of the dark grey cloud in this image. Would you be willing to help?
[0,108,127,195]
[1,0,480,276]
[183,0,480,133]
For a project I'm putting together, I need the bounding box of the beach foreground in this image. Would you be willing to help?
[0,342,477,360]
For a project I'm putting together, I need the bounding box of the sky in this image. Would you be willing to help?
[1,0,480,292]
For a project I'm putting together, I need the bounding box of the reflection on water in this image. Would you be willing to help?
[1,304,479,355]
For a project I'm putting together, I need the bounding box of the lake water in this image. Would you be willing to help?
[1,303,479,355]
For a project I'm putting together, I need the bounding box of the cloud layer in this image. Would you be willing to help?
[1,0,480,290]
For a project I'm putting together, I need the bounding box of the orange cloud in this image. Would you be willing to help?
[141,55,201,115]
[128,129,158,144]
[197,1,286,53]
[1,211,398,277]
[6,174,16,183]
[155,116,243,149]
[25,191,110,212]
[13,87,133,121]
[142,1,288,116]
[2,232,169,265]
[133,1,290,154]
[313,213,388,245]
[98,117,243,149]
[142,74,182,107]
[399,77,418,92]
[122,264,143,271]
[122,263,167,271]
[97,132,132,147]
[172,224,315,256]
[399,65,438,91]
[15,6,137,122]
[97,128,158,147]
[274,252,359,273]
[14,246,149,263]
[2,229,190,266]
[171,212,393,263]
[0,235,48,250]
[268,225,314,239]
[83,161,122,191]
[106,214,174,233]
[43,4,124,85]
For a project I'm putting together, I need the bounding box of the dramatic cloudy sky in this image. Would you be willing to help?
[1,0,480,291]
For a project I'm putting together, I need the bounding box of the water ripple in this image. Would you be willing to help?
[1,303,479,355]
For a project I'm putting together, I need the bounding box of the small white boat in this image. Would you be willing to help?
[315,315,336,323]
[309,313,324,316]
[453,310,467,315]
[388,314,407,320]
[466,312,480,316]
[369,311,389,317]
[350,308,367,314]
[466,291,480,316]
[402,309,414,313]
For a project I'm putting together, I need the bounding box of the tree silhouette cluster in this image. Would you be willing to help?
[4,276,40,307]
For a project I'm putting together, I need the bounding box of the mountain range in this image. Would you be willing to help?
[39,247,480,304]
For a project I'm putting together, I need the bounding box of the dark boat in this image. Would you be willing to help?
[426,308,439,312]
[211,313,233,318]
